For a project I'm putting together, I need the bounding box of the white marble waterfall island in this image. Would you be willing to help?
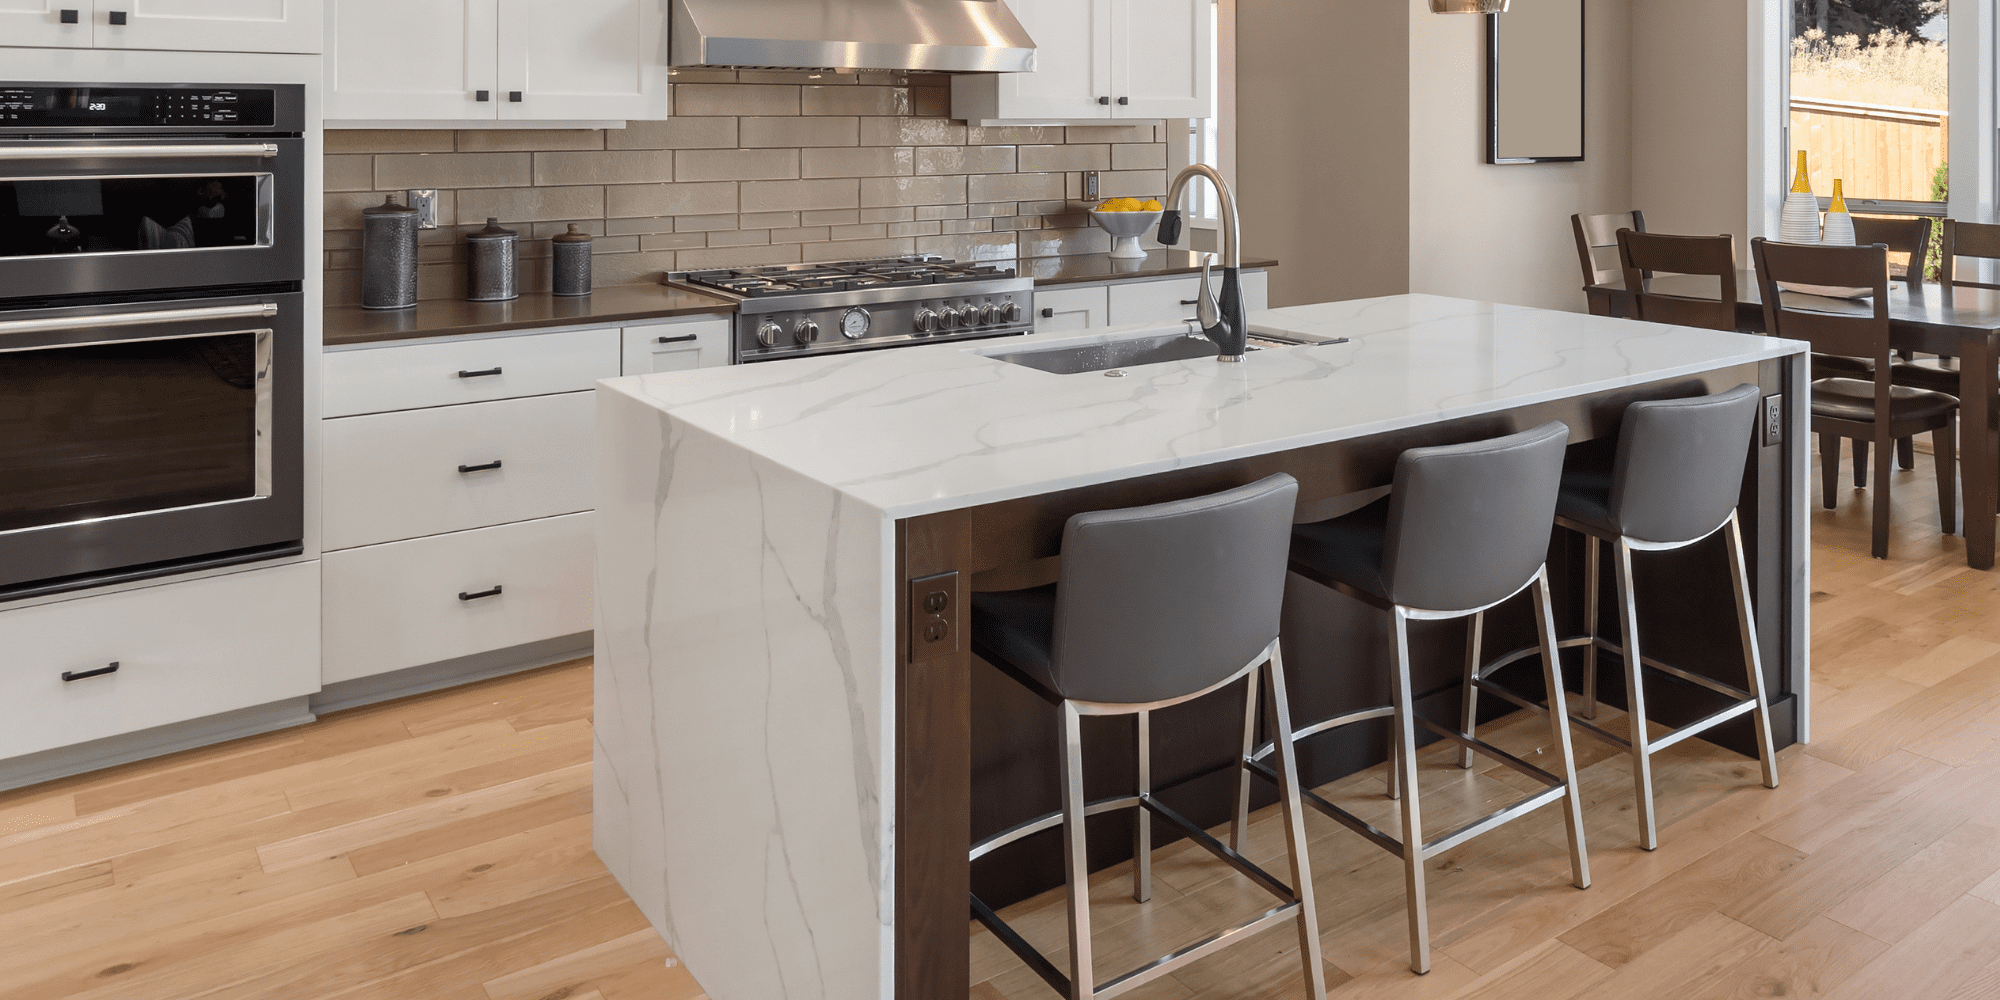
[590,294,1811,1000]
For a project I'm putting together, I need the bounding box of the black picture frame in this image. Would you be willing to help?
[1487,0,1586,164]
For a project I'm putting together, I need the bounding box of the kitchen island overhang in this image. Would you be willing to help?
[591,293,1811,1000]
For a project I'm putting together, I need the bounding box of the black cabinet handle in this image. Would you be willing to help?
[1180,298,1200,305]
[656,333,699,344]
[458,460,503,473]
[458,586,503,601]
[1118,97,1130,105]
[456,367,502,378]
[59,9,78,23]
[475,90,491,102]
[108,10,127,24]
[62,662,119,682]
[509,91,523,103]
[1039,307,1054,318]
[1097,96,1110,105]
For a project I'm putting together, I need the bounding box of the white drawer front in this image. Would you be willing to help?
[622,317,733,374]
[322,513,593,684]
[1105,270,1271,326]
[323,392,594,550]
[0,562,320,760]
[324,327,621,417]
[1034,286,1109,333]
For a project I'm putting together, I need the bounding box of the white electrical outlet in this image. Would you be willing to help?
[405,189,439,230]
[1763,394,1784,447]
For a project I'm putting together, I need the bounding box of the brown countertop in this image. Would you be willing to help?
[323,283,737,348]
[1019,250,1279,286]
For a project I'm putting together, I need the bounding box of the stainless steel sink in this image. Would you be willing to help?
[987,332,1221,375]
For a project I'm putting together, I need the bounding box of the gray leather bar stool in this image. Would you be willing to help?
[1462,385,1780,852]
[1253,422,1591,975]
[967,473,1327,1000]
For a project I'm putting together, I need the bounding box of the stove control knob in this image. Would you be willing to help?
[794,319,821,344]
[756,320,784,347]
[952,305,974,328]
[1000,301,1023,324]
[977,302,998,325]
[913,308,937,334]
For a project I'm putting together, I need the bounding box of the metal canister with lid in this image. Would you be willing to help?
[465,217,519,302]
[552,223,593,297]
[360,195,418,310]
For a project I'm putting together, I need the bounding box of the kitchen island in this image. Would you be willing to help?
[590,294,1811,1000]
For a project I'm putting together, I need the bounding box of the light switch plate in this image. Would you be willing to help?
[1763,393,1784,447]
[405,189,439,229]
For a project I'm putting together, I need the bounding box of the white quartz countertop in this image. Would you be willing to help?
[600,293,1807,518]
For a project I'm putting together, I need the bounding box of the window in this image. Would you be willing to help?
[1787,2,1948,217]
[1171,0,1232,245]
[1186,0,1222,223]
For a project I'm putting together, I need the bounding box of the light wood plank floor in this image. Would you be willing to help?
[3,447,1997,1000]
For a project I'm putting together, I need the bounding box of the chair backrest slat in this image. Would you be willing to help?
[1617,230,1738,331]
[1850,216,1931,289]
[1750,237,1892,364]
[1944,218,2000,288]
[1573,210,1645,287]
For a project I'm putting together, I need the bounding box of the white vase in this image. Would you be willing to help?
[1781,191,1822,245]
[1821,211,1855,246]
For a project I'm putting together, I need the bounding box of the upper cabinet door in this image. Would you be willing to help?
[0,1,91,48]
[496,0,666,122]
[90,0,322,53]
[951,0,1112,123]
[325,0,497,121]
[1110,0,1210,119]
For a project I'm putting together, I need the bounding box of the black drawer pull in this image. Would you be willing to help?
[475,90,491,102]
[656,333,700,344]
[458,586,503,601]
[62,662,119,682]
[509,91,524,103]
[60,8,79,23]
[1118,96,1130,106]
[1180,298,1200,305]
[108,10,127,24]
[1098,96,1110,105]
[458,460,503,474]
[1039,307,1054,318]
[457,367,502,378]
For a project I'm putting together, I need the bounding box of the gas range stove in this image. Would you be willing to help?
[665,255,1034,362]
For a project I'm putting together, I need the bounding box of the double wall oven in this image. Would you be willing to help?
[0,83,306,599]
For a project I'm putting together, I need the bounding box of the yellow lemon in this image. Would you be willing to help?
[1141,199,1163,212]
[1097,200,1119,212]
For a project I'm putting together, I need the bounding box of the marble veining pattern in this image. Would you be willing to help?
[603,294,1806,518]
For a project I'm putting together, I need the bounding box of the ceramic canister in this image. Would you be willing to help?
[552,224,593,297]
[466,217,519,302]
[360,195,419,310]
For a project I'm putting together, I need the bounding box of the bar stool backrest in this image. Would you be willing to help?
[1383,421,1569,613]
[1617,230,1739,331]
[1050,473,1299,706]
[1608,383,1762,544]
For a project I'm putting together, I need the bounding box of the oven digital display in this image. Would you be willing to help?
[0,87,275,127]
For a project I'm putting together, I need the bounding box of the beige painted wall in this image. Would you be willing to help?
[1237,1,1410,308]
[1407,0,1634,312]
[1630,0,1752,259]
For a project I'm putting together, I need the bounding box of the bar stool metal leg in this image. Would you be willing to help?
[1388,607,1431,974]
[1725,513,1782,790]
[1387,727,1403,799]
[1458,611,1485,770]
[1231,673,1259,853]
[1581,535,1602,719]
[1612,540,1660,851]
[1058,701,1096,999]
[1134,710,1152,903]
[1534,568,1592,888]
[1264,645,1331,1000]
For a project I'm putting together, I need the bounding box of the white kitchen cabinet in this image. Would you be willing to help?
[622,316,731,374]
[1106,270,1269,325]
[952,0,1209,123]
[325,0,666,124]
[322,390,596,550]
[0,1,90,48]
[0,562,319,761]
[324,0,495,121]
[322,326,620,418]
[1034,285,1110,334]
[90,0,321,54]
[321,512,592,684]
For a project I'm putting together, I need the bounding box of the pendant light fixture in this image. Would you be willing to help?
[1430,0,1508,11]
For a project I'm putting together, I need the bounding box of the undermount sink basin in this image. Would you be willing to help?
[983,330,1235,375]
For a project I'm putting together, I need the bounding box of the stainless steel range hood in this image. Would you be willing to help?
[669,0,1036,74]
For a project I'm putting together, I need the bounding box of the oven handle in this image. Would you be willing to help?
[0,143,282,160]
[0,302,277,338]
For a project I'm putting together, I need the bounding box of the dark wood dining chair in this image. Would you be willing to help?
[1574,211,1645,314]
[1752,238,1959,559]
[1851,215,1933,290]
[1893,219,1999,476]
[1615,230,1737,331]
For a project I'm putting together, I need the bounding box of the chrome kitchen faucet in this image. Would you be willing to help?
[1157,164,1247,360]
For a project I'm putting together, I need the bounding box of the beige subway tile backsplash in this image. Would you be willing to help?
[323,70,1171,305]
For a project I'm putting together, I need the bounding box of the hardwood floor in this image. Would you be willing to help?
[2,446,1996,1000]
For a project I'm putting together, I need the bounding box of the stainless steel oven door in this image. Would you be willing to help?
[0,291,304,597]
[0,137,304,299]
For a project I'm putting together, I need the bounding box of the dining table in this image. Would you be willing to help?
[1586,270,2000,569]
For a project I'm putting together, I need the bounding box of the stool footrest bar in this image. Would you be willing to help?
[1092,904,1301,999]
[1141,793,1296,900]
[1250,705,1395,763]
[971,892,1071,996]
[1413,716,1565,787]
[1420,785,1568,858]
[1647,698,1759,752]
[971,794,1140,861]
[1248,758,1404,855]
